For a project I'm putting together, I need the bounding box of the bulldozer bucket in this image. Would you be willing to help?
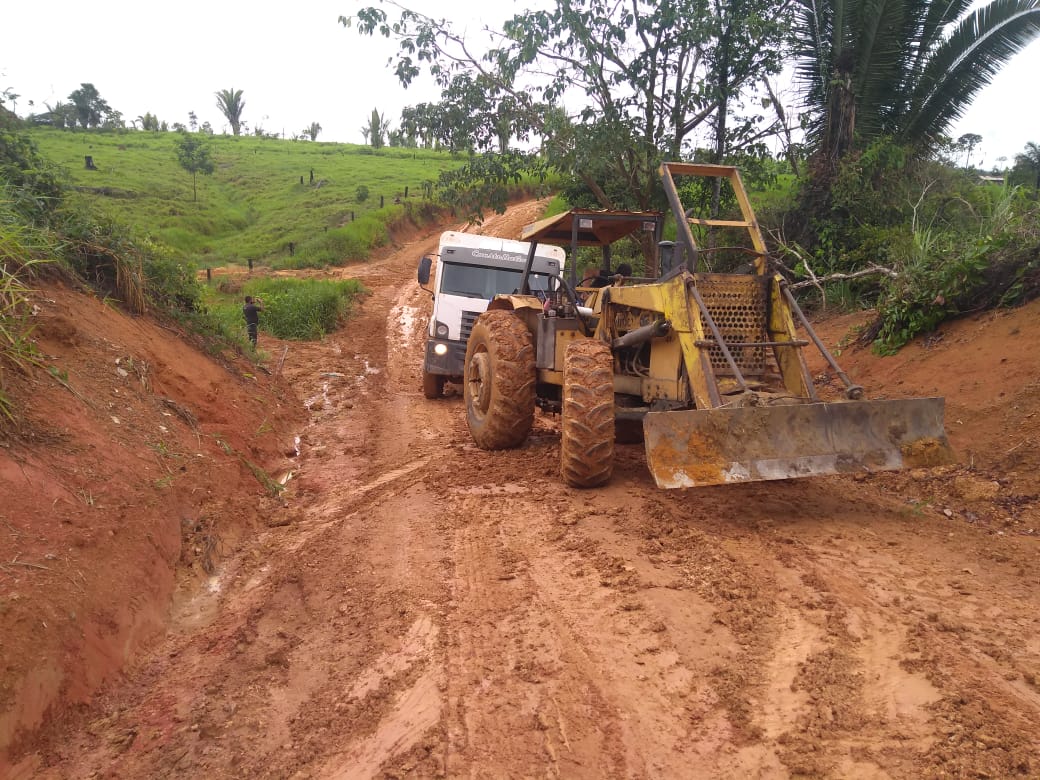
[643,398,954,489]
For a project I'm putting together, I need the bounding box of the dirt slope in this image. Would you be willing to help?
[4,201,1040,778]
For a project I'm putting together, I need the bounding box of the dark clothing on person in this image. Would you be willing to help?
[243,298,263,346]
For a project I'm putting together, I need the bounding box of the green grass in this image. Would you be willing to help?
[27,127,466,268]
[203,277,367,343]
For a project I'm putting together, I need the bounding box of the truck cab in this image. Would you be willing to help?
[418,230,566,398]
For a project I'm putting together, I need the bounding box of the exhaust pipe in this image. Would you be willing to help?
[613,319,671,350]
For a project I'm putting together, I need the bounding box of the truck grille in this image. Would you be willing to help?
[460,310,481,342]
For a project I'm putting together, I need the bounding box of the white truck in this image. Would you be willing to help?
[417,230,566,398]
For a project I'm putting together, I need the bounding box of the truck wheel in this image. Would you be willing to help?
[464,310,535,449]
[561,339,614,487]
[422,370,445,399]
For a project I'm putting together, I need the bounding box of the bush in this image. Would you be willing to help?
[872,189,1040,352]
[240,278,366,340]
[355,184,370,203]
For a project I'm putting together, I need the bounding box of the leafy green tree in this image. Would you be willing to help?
[1013,141,1040,194]
[303,122,322,141]
[138,113,161,132]
[792,0,1040,167]
[68,83,112,129]
[361,108,389,148]
[215,88,246,135]
[343,0,789,216]
[188,111,198,132]
[174,131,215,202]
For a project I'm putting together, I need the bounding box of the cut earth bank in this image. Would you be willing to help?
[2,198,1039,778]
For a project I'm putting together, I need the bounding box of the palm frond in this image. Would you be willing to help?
[905,0,1040,145]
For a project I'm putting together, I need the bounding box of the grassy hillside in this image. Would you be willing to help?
[28,128,467,268]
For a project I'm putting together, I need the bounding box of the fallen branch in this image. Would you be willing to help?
[789,264,899,292]
[767,232,898,307]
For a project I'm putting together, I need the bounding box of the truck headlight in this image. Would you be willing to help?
[434,343,448,356]
[435,322,449,337]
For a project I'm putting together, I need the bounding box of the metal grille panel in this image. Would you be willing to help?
[695,275,771,376]
[460,310,481,342]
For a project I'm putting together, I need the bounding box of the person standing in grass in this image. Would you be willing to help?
[243,295,264,347]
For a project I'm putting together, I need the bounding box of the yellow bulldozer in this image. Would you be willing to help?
[462,162,953,488]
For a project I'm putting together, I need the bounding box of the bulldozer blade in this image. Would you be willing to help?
[643,398,954,489]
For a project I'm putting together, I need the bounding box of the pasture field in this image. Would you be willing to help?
[28,128,466,267]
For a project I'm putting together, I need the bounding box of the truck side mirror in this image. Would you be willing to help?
[417,256,432,285]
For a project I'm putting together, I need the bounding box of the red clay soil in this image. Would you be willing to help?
[2,201,1039,779]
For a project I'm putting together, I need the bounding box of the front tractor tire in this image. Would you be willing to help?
[561,339,615,488]
[464,310,536,450]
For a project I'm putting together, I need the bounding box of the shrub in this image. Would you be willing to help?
[240,278,366,340]
[355,184,370,203]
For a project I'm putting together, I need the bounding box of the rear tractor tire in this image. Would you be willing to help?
[422,369,445,399]
[464,310,536,450]
[561,339,615,488]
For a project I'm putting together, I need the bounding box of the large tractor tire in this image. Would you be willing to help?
[464,310,536,450]
[422,369,445,399]
[561,339,615,488]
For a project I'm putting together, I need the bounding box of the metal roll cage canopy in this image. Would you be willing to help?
[516,209,665,294]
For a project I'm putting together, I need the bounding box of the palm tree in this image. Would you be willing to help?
[1014,141,1040,194]
[361,108,389,148]
[793,0,1040,165]
[303,122,322,141]
[214,88,246,136]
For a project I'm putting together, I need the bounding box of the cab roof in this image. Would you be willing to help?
[520,209,663,247]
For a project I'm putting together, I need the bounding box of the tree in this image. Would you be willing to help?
[214,88,246,136]
[68,83,112,129]
[792,0,1040,168]
[303,122,322,141]
[1,89,19,116]
[343,0,789,217]
[1013,141,1040,194]
[957,133,983,169]
[188,111,198,132]
[174,131,215,202]
[361,108,390,148]
[138,113,161,132]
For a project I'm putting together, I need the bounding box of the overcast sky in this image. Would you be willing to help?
[2,0,1038,169]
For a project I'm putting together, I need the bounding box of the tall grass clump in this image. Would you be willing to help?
[236,278,366,340]
[0,213,53,423]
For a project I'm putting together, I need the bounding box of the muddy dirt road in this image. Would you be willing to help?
[22,202,1040,778]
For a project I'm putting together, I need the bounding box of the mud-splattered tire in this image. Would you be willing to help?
[464,310,535,450]
[561,339,615,488]
[422,370,445,399]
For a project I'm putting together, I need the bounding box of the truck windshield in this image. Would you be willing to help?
[440,262,555,300]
